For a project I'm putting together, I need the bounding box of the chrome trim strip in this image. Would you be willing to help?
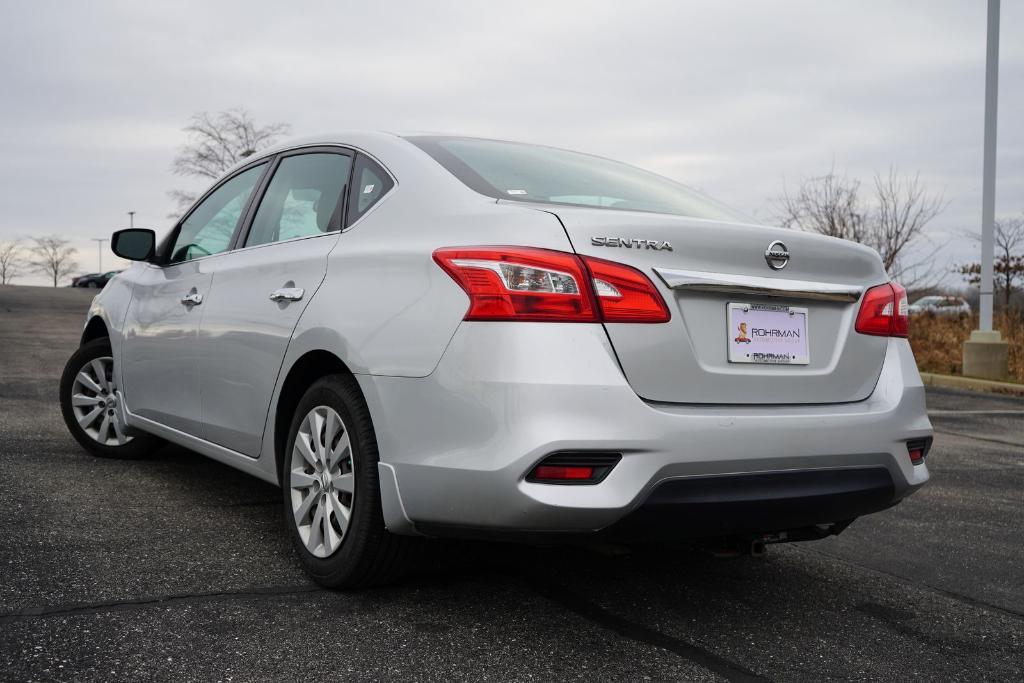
[653,268,864,302]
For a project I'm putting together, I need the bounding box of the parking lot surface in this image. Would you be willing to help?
[1,285,1022,681]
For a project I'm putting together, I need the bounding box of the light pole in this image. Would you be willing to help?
[128,210,136,229]
[963,0,1009,380]
[980,0,999,332]
[91,238,107,273]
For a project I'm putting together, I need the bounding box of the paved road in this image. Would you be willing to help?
[1,285,1022,682]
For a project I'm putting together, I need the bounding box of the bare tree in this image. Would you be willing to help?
[958,215,1024,310]
[776,166,867,243]
[774,166,944,286]
[0,239,24,285]
[28,236,78,287]
[873,168,945,277]
[168,108,289,215]
[995,215,1024,268]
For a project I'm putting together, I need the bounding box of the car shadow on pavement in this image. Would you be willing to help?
[136,439,745,589]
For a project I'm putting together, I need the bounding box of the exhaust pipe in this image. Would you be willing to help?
[701,536,769,558]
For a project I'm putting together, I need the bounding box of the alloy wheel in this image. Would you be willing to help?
[289,405,355,558]
[71,356,132,446]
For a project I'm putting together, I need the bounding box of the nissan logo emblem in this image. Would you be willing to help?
[764,240,790,270]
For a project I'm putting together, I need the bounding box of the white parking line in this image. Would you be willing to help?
[932,428,1024,449]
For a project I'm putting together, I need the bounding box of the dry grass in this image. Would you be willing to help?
[908,310,1024,382]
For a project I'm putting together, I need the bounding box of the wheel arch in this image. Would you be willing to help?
[273,349,356,481]
[81,316,109,345]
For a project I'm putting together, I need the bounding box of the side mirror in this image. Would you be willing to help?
[111,228,156,262]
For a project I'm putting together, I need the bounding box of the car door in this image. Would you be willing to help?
[120,161,269,435]
[196,149,353,457]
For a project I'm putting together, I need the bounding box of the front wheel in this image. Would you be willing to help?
[59,338,162,459]
[282,374,419,588]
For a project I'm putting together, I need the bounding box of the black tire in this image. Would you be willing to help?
[59,338,163,459]
[282,374,420,588]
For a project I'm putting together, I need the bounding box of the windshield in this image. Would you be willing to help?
[405,136,748,222]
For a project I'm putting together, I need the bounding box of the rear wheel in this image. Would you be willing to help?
[59,338,162,459]
[282,374,419,588]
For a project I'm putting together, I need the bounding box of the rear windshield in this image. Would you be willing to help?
[405,135,747,221]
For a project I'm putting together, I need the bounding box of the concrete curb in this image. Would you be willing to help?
[919,371,1024,396]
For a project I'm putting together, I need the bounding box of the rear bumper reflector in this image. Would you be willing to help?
[527,452,621,485]
[906,437,932,465]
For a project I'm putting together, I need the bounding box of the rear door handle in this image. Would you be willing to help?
[269,287,304,302]
[180,293,203,306]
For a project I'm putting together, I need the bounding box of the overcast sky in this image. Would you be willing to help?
[1,0,1021,285]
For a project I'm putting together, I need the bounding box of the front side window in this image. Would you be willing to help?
[405,136,747,222]
[169,163,266,264]
[245,152,352,248]
[345,154,394,227]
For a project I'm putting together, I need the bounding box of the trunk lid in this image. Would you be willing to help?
[540,205,890,405]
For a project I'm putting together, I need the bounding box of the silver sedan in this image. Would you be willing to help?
[908,295,972,316]
[59,132,932,587]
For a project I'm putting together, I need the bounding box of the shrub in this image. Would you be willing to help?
[908,310,1023,382]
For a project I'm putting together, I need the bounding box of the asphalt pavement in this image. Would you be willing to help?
[1,285,1022,682]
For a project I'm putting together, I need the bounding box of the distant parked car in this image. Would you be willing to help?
[908,295,971,317]
[72,271,122,288]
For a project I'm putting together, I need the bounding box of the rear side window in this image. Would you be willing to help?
[345,154,393,227]
[245,152,352,247]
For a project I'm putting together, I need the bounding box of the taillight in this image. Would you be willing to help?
[890,282,909,336]
[433,247,669,323]
[855,282,908,338]
[582,255,672,323]
[432,247,597,322]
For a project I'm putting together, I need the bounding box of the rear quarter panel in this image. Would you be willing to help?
[289,195,574,377]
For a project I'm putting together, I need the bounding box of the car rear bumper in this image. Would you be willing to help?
[357,323,931,538]
[606,466,898,541]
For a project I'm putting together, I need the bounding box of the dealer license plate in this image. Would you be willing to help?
[727,303,809,365]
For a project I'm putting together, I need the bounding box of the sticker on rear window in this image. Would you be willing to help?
[506,189,527,195]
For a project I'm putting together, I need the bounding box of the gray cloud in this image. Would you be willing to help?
[0,0,1020,284]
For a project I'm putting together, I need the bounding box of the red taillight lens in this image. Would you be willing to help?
[433,246,669,324]
[855,282,909,338]
[432,247,597,322]
[582,255,671,323]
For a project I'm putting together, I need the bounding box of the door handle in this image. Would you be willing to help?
[180,293,203,306]
[269,287,304,302]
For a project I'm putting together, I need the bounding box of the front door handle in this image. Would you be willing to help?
[180,293,203,306]
[269,287,304,302]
